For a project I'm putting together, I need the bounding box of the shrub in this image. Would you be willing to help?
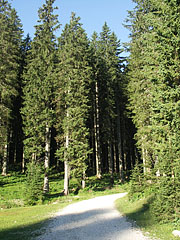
[24,161,44,205]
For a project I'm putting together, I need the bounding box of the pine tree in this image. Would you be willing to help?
[89,32,103,178]
[127,0,180,220]
[21,0,60,192]
[56,13,92,195]
[89,23,125,179]
[0,0,23,175]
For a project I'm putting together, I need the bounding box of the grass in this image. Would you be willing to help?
[115,194,179,240]
[3,170,178,240]
[0,171,125,240]
[0,202,68,240]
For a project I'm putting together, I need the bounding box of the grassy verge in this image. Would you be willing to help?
[115,194,178,240]
[0,201,68,240]
[0,172,125,240]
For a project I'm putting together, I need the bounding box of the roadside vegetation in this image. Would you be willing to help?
[116,179,180,240]
[0,171,124,240]
[1,170,180,240]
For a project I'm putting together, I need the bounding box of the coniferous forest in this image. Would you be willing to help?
[1,0,180,224]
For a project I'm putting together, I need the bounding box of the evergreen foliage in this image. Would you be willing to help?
[24,161,44,205]
[21,0,60,192]
[89,24,128,179]
[127,0,180,222]
[55,13,92,189]
[0,0,23,174]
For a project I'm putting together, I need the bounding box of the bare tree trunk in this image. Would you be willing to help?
[64,160,69,195]
[82,170,86,189]
[108,140,114,186]
[94,81,101,178]
[22,152,25,173]
[64,106,70,196]
[43,124,51,193]
[116,106,124,182]
[108,141,113,175]
[2,143,8,176]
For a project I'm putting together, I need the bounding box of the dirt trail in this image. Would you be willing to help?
[36,193,152,240]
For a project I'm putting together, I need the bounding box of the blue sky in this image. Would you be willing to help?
[10,0,135,44]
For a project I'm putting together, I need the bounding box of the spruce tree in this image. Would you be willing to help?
[89,23,125,179]
[21,0,60,192]
[0,0,23,175]
[89,32,103,178]
[56,13,91,195]
[127,0,180,220]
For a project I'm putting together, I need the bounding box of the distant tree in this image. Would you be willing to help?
[0,0,23,175]
[89,32,103,178]
[21,0,60,192]
[56,13,92,195]
[89,23,125,180]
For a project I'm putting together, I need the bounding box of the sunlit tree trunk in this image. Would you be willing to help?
[2,143,8,176]
[43,124,51,193]
[117,106,124,182]
[64,108,70,196]
[94,81,101,178]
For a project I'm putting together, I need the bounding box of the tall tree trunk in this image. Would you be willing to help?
[82,170,86,189]
[64,107,70,196]
[2,143,8,176]
[2,132,10,176]
[108,141,113,175]
[22,152,25,173]
[43,124,51,193]
[94,81,101,178]
[64,159,69,195]
[116,106,124,182]
[108,140,114,186]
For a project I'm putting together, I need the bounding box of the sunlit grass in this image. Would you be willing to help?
[0,172,125,240]
[115,195,178,240]
[0,201,72,240]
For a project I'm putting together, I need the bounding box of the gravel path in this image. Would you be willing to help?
[36,193,152,240]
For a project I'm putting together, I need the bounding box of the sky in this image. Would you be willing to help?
[10,0,135,44]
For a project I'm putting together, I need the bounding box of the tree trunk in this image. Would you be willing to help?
[108,141,113,175]
[2,143,8,176]
[64,160,69,195]
[43,124,51,193]
[22,152,25,173]
[94,81,101,178]
[116,106,124,182]
[108,140,114,186]
[64,106,70,196]
[82,170,86,189]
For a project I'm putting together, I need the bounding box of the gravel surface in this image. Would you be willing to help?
[36,193,152,240]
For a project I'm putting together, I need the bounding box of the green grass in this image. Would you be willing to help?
[0,171,125,240]
[0,199,77,240]
[115,194,179,240]
[2,172,179,240]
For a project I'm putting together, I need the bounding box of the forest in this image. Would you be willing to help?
[1,0,180,225]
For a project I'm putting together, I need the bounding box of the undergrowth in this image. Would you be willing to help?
[116,194,178,240]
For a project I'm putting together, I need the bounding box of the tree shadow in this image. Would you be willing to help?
[0,195,152,240]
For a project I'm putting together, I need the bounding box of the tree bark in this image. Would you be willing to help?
[64,160,69,195]
[116,106,124,182]
[2,143,8,176]
[43,124,51,193]
[64,106,70,196]
[94,81,101,178]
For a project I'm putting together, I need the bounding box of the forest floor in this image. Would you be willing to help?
[35,193,154,240]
